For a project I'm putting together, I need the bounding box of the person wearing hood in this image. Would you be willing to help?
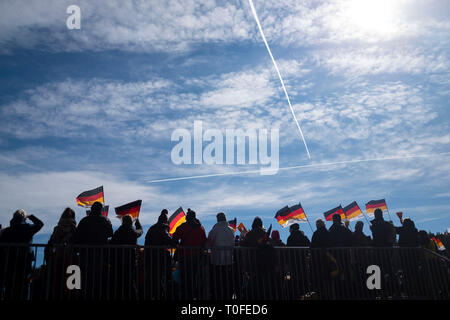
[370,208,395,247]
[286,223,310,247]
[144,209,173,299]
[207,212,235,299]
[0,209,43,300]
[44,207,77,299]
[172,208,206,299]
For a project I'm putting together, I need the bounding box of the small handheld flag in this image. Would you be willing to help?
[86,205,109,217]
[228,218,237,232]
[343,201,363,220]
[323,205,346,221]
[365,199,388,217]
[275,203,307,227]
[237,222,248,236]
[169,207,186,235]
[76,186,104,207]
[432,237,446,251]
[258,224,272,244]
[115,200,142,219]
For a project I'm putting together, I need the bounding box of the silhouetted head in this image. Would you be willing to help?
[374,208,383,220]
[252,217,263,229]
[60,207,75,220]
[316,219,325,230]
[332,214,342,224]
[271,230,280,241]
[289,223,300,234]
[403,218,415,229]
[158,211,168,224]
[216,212,226,222]
[355,221,364,232]
[186,208,196,220]
[122,214,133,227]
[90,202,103,216]
[161,209,168,216]
[13,209,27,221]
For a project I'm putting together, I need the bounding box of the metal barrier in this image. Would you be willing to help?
[0,243,449,300]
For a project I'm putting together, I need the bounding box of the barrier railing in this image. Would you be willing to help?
[0,244,448,300]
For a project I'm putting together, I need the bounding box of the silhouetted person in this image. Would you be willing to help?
[172,208,207,299]
[207,212,235,299]
[284,224,309,299]
[395,218,419,247]
[239,217,275,299]
[352,221,371,247]
[240,217,266,247]
[270,230,285,246]
[370,209,395,247]
[144,209,174,300]
[73,201,112,299]
[328,214,353,247]
[74,202,113,245]
[0,209,43,300]
[110,214,142,299]
[286,223,310,247]
[44,207,77,299]
[311,219,331,248]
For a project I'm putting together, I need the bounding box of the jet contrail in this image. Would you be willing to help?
[248,0,311,159]
[146,152,450,183]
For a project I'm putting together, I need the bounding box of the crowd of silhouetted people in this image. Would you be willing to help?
[0,202,449,300]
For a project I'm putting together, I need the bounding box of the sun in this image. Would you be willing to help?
[343,0,399,36]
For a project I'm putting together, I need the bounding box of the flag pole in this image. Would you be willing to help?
[304,214,314,234]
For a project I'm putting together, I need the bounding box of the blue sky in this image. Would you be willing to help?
[0,0,449,244]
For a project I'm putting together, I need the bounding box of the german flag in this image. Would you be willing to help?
[323,205,346,221]
[432,237,446,251]
[365,199,387,217]
[86,205,109,217]
[228,218,237,232]
[76,186,104,207]
[237,222,248,235]
[169,207,186,235]
[275,203,307,227]
[343,201,363,220]
[115,200,142,219]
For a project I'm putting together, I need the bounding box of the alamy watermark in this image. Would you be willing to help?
[171,121,279,175]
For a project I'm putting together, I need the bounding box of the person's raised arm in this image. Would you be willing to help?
[27,214,44,235]
[134,218,143,238]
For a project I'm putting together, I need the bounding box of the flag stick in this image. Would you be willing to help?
[304,214,314,234]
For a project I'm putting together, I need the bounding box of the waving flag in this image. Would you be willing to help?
[275,203,307,227]
[432,237,446,251]
[323,205,346,221]
[76,186,104,207]
[169,207,186,235]
[237,222,248,236]
[343,201,363,220]
[86,205,109,217]
[228,218,237,232]
[115,200,142,219]
[365,199,388,217]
